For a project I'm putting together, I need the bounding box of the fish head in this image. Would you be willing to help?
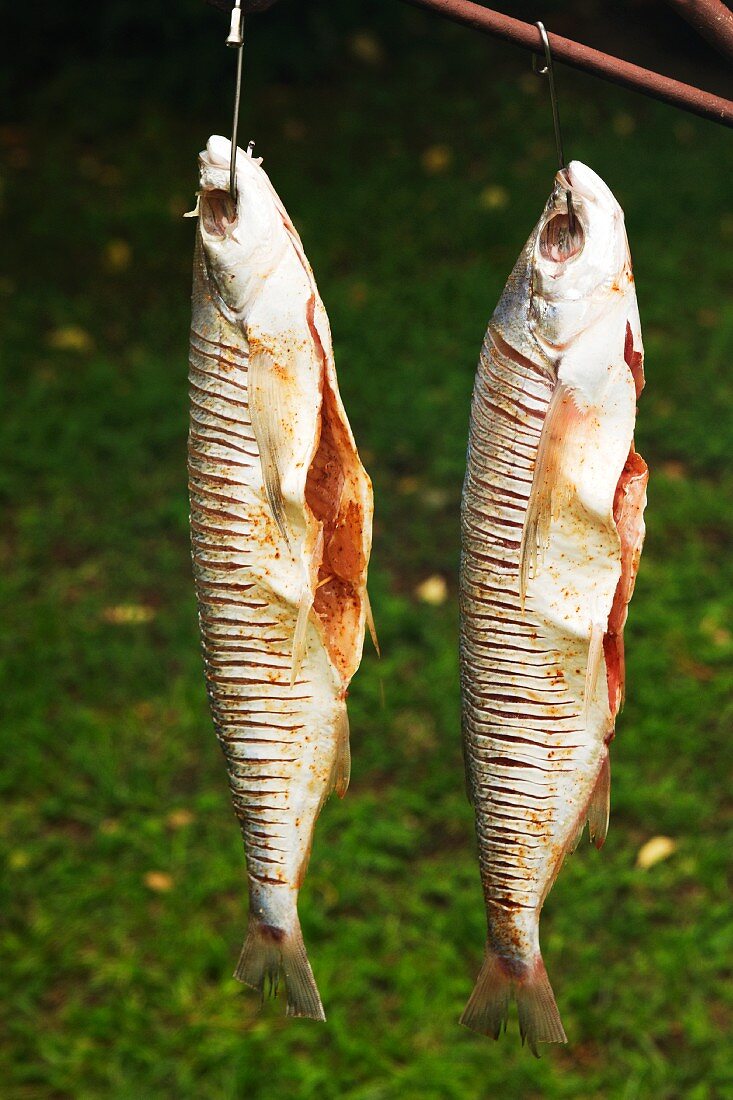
[195,135,289,314]
[531,160,632,350]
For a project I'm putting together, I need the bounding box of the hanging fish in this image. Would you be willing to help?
[459,162,647,1052]
[188,136,374,1019]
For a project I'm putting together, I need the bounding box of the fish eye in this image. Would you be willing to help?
[539,210,584,263]
[200,189,237,238]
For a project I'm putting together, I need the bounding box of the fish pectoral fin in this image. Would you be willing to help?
[331,704,351,799]
[248,345,290,547]
[519,382,582,605]
[568,815,586,854]
[584,621,605,723]
[364,588,380,657]
[291,588,314,686]
[587,752,610,849]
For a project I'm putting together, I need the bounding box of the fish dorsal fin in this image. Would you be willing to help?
[247,343,290,546]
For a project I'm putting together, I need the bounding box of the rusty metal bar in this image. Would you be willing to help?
[663,0,733,62]
[399,0,733,127]
[206,0,280,11]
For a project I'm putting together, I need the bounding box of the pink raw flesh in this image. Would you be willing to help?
[624,322,645,398]
[604,448,648,716]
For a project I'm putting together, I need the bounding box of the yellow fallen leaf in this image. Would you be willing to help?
[103,604,156,625]
[636,836,676,870]
[424,487,449,509]
[282,118,307,142]
[415,575,448,606]
[397,476,419,495]
[8,851,30,870]
[660,461,686,482]
[98,166,122,187]
[479,184,509,211]
[144,871,174,893]
[613,112,636,137]
[348,281,369,307]
[517,72,540,96]
[421,144,452,175]
[48,325,94,353]
[699,615,731,648]
[167,809,195,829]
[349,31,384,66]
[105,239,132,272]
[674,120,695,145]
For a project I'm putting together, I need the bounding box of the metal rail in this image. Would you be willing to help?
[399,0,733,127]
[663,0,733,62]
[205,0,733,128]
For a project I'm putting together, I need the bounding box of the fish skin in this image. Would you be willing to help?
[459,161,648,1051]
[188,137,373,1020]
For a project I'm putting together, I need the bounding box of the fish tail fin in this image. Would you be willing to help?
[234,917,325,1021]
[460,948,566,1055]
[460,948,512,1039]
[515,954,567,1055]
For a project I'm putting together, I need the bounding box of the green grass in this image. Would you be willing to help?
[2,12,733,1098]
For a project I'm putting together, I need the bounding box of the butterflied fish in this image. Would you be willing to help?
[188,136,373,1020]
[459,162,648,1051]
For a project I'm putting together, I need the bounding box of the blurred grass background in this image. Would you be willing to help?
[1,1,733,1096]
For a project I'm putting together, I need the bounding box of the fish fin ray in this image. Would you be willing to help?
[364,588,380,656]
[234,916,325,1021]
[519,382,580,605]
[516,955,567,1055]
[291,589,313,686]
[587,752,610,849]
[331,704,351,799]
[460,948,512,1039]
[568,816,586,853]
[461,948,566,1053]
[248,345,290,546]
[584,622,605,723]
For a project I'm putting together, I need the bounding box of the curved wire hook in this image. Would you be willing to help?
[533,21,575,232]
[226,0,245,200]
[533,22,565,171]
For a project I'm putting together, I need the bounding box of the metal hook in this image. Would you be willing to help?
[226,0,245,201]
[533,21,575,234]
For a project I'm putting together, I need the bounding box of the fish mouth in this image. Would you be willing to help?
[539,203,584,263]
[537,166,586,262]
[200,188,238,238]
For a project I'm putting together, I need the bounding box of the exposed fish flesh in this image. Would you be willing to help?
[459,162,647,1051]
[188,136,374,1019]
